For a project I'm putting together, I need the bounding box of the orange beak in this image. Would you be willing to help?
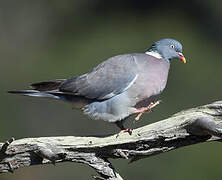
[178,52,186,63]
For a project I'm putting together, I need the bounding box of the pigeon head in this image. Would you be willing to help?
[147,38,186,63]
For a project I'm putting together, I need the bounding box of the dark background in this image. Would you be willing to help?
[1,0,222,179]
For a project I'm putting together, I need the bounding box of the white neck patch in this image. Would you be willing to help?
[145,51,162,59]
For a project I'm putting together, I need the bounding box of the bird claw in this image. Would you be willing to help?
[134,100,161,121]
[116,128,132,138]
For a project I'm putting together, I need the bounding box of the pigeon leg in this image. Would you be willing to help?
[134,100,161,121]
[115,121,132,138]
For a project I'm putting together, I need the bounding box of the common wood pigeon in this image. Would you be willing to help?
[9,38,186,136]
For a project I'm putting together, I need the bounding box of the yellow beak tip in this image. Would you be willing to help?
[181,57,186,63]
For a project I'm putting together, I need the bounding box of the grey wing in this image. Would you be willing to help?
[59,54,138,100]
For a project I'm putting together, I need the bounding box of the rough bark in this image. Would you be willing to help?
[1,101,222,179]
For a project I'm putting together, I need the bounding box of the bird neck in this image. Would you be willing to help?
[146,47,170,63]
[145,51,162,59]
[146,45,162,59]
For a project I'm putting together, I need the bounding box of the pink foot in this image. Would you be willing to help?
[135,100,161,121]
[116,128,132,138]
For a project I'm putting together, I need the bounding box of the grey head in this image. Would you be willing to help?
[147,38,186,63]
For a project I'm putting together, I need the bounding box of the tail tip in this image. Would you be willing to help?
[7,90,36,94]
[8,90,19,94]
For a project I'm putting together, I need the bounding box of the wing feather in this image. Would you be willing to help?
[60,54,137,100]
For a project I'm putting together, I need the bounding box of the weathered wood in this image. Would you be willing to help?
[0,101,222,179]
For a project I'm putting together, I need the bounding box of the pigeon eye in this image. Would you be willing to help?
[170,44,175,49]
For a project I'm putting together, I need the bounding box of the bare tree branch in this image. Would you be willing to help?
[0,101,222,179]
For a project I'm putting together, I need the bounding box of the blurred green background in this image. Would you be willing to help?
[1,0,222,179]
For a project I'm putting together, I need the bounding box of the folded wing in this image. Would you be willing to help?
[60,54,138,100]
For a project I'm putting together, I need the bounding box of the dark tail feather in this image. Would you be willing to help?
[8,90,60,99]
[30,79,65,91]
[8,90,32,94]
[8,90,91,108]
